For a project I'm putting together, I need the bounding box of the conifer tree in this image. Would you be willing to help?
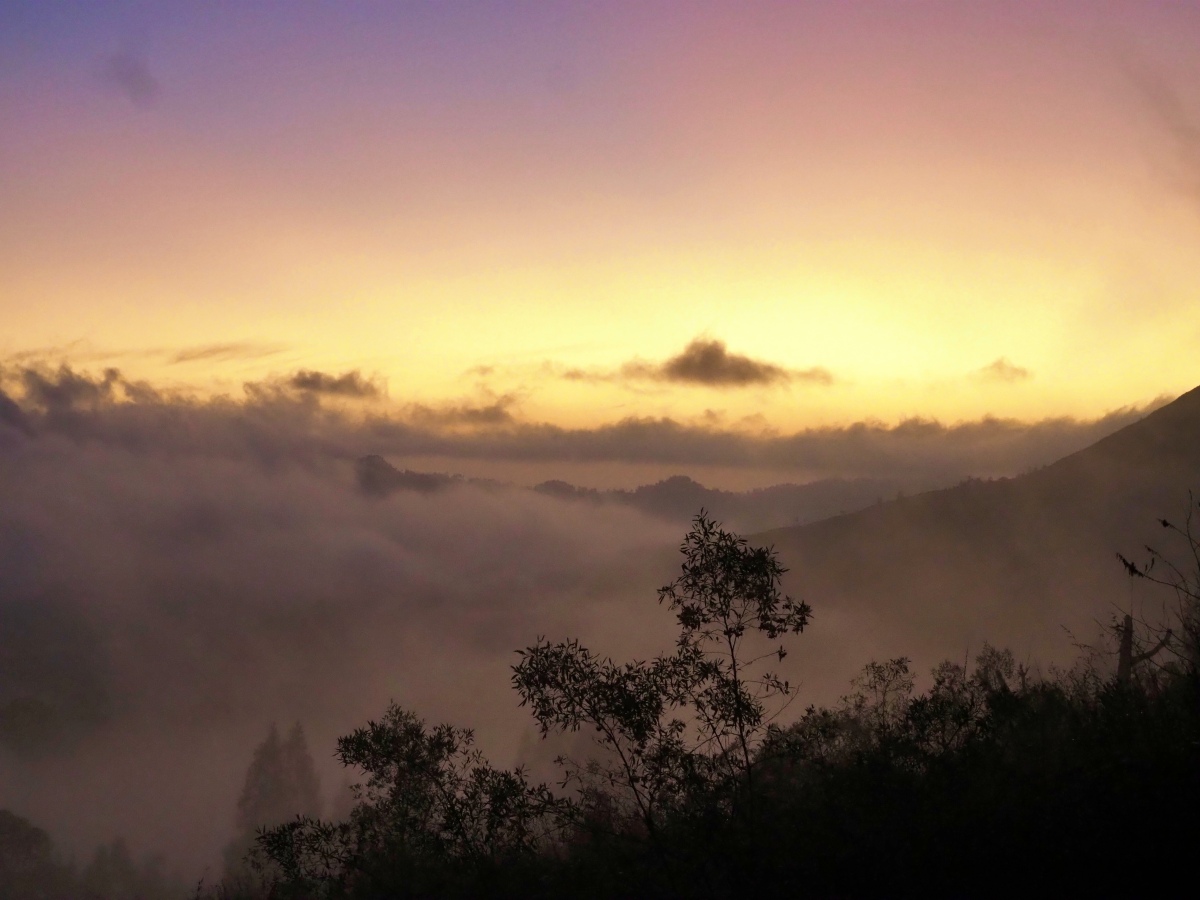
[224,722,322,882]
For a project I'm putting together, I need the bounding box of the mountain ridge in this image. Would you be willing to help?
[355,454,906,533]
[753,384,1200,690]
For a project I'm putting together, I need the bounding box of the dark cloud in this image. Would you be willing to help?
[650,338,808,386]
[977,358,1031,383]
[97,51,160,109]
[406,394,518,427]
[20,366,120,410]
[287,370,383,399]
[565,339,830,388]
[0,388,30,435]
[169,342,287,364]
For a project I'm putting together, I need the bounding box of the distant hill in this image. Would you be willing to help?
[355,455,506,496]
[533,473,910,532]
[355,455,903,533]
[758,385,1200,688]
[355,455,462,495]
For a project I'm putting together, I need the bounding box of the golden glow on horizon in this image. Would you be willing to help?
[2,3,1198,432]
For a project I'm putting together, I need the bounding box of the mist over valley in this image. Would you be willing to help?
[0,367,1193,883]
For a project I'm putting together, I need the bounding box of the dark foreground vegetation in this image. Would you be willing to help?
[249,508,1200,899]
[0,815,185,900]
[6,507,1200,899]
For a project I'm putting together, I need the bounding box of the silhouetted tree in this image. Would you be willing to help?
[256,706,562,898]
[224,722,322,883]
[1114,613,1172,685]
[513,510,811,848]
[0,809,75,900]
[1119,492,1200,676]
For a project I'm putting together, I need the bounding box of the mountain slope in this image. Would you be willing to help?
[759,386,1200,688]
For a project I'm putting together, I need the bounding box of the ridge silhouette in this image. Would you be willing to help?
[758,384,1200,678]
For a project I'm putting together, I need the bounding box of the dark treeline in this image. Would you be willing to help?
[6,506,1200,899]
[0,811,185,900]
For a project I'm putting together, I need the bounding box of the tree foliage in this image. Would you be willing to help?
[255,706,562,898]
[1118,491,1200,676]
[512,511,810,839]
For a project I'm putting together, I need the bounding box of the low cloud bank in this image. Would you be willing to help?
[366,409,1153,483]
[0,364,1161,485]
[0,376,683,873]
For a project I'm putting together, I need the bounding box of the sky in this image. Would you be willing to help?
[3,0,1199,467]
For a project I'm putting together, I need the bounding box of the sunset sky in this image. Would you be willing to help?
[3,1,1199,440]
[7,3,1200,871]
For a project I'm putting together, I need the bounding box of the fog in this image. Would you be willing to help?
[0,364,1169,877]
[0,372,692,875]
[0,442,686,873]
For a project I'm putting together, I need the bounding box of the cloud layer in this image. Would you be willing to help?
[0,364,1161,483]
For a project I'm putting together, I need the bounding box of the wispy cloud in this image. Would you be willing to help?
[1124,62,1200,210]
[97,50,160,109]
[2,341,160,366]
[169,342,288,364]
[976,358,1031,383]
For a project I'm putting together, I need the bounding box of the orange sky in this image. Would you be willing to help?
[2,1,1199,434]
